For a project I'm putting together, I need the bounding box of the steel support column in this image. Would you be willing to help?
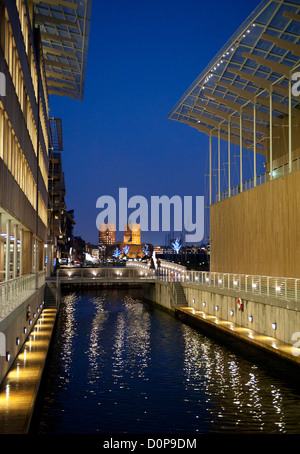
[228,121,231,197]
[5,220,11,281]
[19,228,23,276]
[289,71,292,173]
[269,86,273,179]
[253,98,257,187]
[209,133,212,206]
[218,126,221,201]
[13,224,18,278]
[240,108,243,192]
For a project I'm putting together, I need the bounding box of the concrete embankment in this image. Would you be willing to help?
[143,281,300,372]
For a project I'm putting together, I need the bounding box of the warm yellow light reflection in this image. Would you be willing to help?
[0,308,57,434]
[181,307,300,366]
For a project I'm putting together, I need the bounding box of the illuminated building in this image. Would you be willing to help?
[47,118,67,267]
[0,0,92,279]
[99,223,116,245]
[124,223,141,245]
[168,0,300,278]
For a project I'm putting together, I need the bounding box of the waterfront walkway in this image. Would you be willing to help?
[0,307,57,434]
[176,306,300,369]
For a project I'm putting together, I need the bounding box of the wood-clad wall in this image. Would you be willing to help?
[264,113,300,171]
[210,170,300,278]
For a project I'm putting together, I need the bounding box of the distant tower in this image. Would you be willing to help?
[99,223,116,245]
[123,222,141,245]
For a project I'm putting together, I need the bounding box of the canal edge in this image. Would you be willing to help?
[175,307,300,375]
[0,302,58,434]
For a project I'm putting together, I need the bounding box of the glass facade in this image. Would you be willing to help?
[0,0,91,281]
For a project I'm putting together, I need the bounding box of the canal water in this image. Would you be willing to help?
[31,288,300,434]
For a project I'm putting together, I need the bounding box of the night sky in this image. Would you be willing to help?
[49,0,262,246]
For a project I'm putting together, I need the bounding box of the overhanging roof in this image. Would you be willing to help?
[49,117,63,151]
[33,0,92,101]
[167,0,300,154]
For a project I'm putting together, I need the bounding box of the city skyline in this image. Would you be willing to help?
[49,0,261,246]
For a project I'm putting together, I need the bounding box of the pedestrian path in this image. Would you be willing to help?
[176,306,300,367]
[0,308,57,434]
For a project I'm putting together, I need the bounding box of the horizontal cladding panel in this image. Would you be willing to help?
[0,53,37,179]
[0,159,38,235]
[5,0,38,123]
[210,170,300,278]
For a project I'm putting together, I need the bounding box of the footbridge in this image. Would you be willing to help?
[56,266,156,285]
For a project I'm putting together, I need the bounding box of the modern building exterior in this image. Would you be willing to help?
[0,0,92,385]
[168,0,300,279]
[0,0,48,281]
[0,0,91,272]
[0,0,92,279]
[47,117,68,270]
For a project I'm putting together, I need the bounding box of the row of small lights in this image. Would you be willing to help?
[191,299,277,331]
[6,301,44,362]
[127,262,150,270]
[128,260,185,273]
[67,267,154,278]
[205,277,285,294]
[203,23,256,87]
[66,264,285,297]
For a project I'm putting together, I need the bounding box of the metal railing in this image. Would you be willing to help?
[158,268,300,302]
[57,263,300,303]
[217,157,300,203]
[127,260,300,302]
[0,271,46,319]
[56,266,156,282]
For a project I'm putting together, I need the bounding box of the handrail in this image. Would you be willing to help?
[158,269,300,302]
[217,157,300,203]
[0,271,46,319]
[56,266,299,302]
[56,267,156,283]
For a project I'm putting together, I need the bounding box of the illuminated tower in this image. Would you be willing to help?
[123,223,141,245]
[99,223,116,245]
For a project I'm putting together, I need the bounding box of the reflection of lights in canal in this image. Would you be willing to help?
[0,308,57,433]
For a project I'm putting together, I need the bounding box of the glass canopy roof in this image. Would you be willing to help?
[167,0,300,156]
[33,0,92,101]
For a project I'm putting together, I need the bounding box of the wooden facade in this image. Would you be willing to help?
[210,169,300,278]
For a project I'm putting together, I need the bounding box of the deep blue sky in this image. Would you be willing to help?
[49,0,262,246]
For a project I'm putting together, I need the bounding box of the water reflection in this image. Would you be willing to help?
[111,297,151,384]
[33,290,300,434]
[180,323,300,433]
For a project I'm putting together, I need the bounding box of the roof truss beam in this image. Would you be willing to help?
[242,52,293,78]
[35,13,78,28]
[283,10,300,23]
[261,33,300,57]
[226,67,288,97]
[46,70,76,81]
[187,110,258,142]
[216,80,297,116]
[44,58,76,70]
[43,46,76,58]
[194,102,269,135]
[203,92,283,125]
[41,31,78,44]
[32,0,78,9]
[180,119,264,153]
